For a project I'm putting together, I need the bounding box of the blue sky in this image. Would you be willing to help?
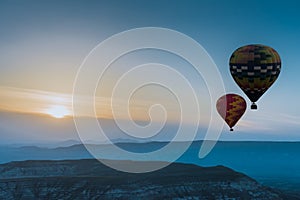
[0,0,300,142]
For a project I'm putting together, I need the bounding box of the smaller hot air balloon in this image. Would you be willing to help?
[216,94,247,131]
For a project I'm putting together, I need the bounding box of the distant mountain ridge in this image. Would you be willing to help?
[0,159,294,200]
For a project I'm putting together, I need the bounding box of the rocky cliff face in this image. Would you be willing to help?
[0,159,293,200]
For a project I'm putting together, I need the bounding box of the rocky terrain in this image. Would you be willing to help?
[0,159,295,200]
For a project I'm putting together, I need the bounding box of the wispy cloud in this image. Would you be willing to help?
[0,86,72,114]
[0,86,181,122]
[236,111,300,133]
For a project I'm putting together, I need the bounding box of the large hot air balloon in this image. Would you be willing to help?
[229,44,281,109]
[216,94,246,131]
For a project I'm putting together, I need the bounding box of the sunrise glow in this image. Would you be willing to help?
[46,105,70,118]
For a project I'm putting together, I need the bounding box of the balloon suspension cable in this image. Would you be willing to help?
[230,128,234,131]
[251,102,257,110]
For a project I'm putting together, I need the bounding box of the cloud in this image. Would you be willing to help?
[0,86,72,114]
[0,86,181,122]
[236,111,300,133]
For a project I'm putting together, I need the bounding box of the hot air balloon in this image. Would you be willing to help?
[229,44,281,109]
[216,94,246,131]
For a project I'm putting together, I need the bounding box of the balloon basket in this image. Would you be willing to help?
[251,103,257,110]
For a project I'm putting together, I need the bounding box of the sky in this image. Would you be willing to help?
[0,0,300,143]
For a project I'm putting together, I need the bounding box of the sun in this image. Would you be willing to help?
[46,105,70,118]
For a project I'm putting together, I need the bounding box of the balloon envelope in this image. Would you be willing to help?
[229,44,281,109]
[216,94,246,131]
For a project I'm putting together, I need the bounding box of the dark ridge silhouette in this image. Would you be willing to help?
[0,159,296,200]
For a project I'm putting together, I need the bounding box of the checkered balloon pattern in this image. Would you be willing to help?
[229,44,281,103]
